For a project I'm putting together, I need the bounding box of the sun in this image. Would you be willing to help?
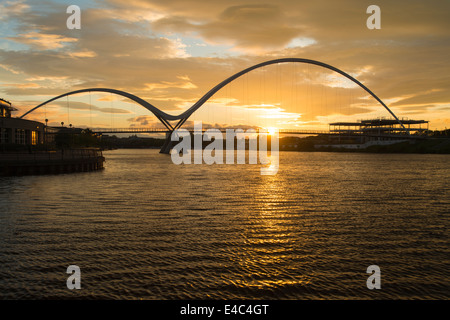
[266,127,278,135]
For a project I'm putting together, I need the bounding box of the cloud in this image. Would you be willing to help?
[0,63,22,74]
[2,82,40,89]
[153,4,304,52]
[47,101,131,114]
[128,115,162,126]
[0,0,449,130]
[391,89,449,107]
[145,75,197,91]
[68,50,97,58]
[14,101,132,117]
[7,32,78,50]
[0,0,30,19]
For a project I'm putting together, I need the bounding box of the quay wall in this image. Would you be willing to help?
[0,149,105,176]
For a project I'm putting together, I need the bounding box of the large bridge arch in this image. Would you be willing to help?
[20,58,405,131]
[174,58,406,130]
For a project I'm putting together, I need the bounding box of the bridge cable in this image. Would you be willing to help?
[294,63,298,126]
[291,62,294,123]
[335,83,338,125]
[324,73,327,129]
[319,73,323,125]
[244,72,247,127]
[110,93,113,129]
[225,78,228,127]
[89,90,92,129]
[259,67,262,128]
[339,81,342,123]
[276,63,279,126]
[307,64,310,128]
[132,98,136,124]
[207,88,210,126]
[280,62,283,128]
[66,95,70,126]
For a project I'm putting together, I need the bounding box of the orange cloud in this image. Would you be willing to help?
[7,32,78,50]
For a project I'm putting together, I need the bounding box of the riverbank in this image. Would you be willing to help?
[280,136,450,154]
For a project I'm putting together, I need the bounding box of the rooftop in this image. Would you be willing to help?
[0,98,18,111]
[330,117,428,127]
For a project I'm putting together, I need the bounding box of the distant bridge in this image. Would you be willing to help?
[90,127,331,135]
[87,127,425,141]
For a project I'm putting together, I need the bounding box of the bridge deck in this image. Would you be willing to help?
[87,127,427,140]
[90,128,331,134]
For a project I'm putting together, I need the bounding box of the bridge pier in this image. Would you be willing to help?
[159,131,174,154]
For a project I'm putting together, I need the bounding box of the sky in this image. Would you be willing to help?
[0,0,449,130]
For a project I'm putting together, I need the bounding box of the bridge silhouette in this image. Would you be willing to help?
[87,127,424,145]
[20,58,410,153]
[89,127,330,135]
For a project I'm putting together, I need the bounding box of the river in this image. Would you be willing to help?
[0,149,448,299]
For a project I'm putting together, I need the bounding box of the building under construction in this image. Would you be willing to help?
[320,117,429,149]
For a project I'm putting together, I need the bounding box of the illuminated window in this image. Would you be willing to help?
[32,131,38,145]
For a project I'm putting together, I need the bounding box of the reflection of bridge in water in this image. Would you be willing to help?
[21,58,425,154]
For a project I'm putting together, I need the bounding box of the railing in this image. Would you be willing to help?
[92,128,168,133]
[90,127,428,139]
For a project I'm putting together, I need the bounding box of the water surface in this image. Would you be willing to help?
[0,150,448,299]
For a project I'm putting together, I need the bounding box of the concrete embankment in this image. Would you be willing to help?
[0,149,105,176]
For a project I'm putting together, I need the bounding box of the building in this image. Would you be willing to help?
[329,117,428,142]
[0,98,105,175]
[315,117,429,149]
[0,98,44,145]
[330,118,428,136]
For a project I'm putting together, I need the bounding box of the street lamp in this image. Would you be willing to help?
[44,119,48,145]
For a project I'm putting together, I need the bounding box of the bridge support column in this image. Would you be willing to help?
[159,131,174,154]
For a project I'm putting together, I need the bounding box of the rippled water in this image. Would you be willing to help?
[0,149,448,299]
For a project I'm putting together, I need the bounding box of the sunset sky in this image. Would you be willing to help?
[0,0,449,130]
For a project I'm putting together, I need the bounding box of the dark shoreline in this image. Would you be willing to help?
[101,139,450,154]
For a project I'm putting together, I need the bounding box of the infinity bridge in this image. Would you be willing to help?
[20,58,408,153]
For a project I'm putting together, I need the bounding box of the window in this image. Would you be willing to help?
[31,131,38,145]
[15,129,25,144]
